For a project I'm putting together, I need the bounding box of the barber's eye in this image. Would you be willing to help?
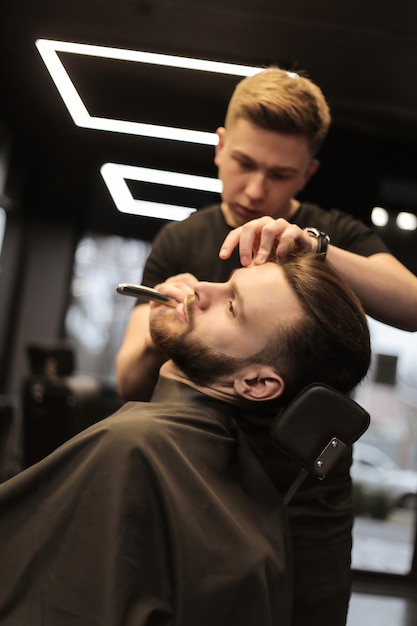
[227,300,236,317]
[236,157,253,171]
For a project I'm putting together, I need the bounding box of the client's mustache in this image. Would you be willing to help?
[185,294,195,328]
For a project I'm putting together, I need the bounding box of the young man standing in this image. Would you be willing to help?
[116,67,417,625]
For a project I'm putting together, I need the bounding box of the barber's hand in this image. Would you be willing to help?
[219,216,316,266]
[152,272,198,306]
[146,274,197,364]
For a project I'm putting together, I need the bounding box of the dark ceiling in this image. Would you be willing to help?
[1,0,417,254]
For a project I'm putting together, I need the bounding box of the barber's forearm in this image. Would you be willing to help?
[116,303,167,401]
[326,247,417,331]
[116,343,167,401]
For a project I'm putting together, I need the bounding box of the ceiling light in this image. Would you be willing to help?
[396,211,417,231]
[100,163,222,220]
[35,39,260,145]
[371,206,389,227]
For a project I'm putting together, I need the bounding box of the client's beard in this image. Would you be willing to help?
[150,306,246,386]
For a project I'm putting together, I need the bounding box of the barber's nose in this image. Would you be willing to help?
[194,282,224,310]
[245,172,266,200]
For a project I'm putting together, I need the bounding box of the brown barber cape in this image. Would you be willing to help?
[0,377,292,625]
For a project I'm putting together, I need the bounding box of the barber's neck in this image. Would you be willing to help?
[159,360,242,406]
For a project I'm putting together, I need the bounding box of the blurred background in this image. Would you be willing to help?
[0,2,417,621]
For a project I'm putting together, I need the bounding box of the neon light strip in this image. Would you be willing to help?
[35,39,260,145]
[100,163,222,221]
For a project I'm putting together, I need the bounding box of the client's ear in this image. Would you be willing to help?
[233,365,284,402]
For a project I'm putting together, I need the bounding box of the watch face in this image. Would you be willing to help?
[304,227,320,238]
[303,228,329,255]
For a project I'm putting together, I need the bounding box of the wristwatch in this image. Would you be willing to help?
[303,227,330,256]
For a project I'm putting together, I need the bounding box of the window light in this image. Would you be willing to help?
[0,207,6,256]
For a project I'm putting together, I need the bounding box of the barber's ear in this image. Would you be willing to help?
[214,127,226,166]
[233,365,285,402]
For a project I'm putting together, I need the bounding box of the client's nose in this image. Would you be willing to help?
[193,282,224,310]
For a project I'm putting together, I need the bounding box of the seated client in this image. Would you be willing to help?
[0,254,370,626]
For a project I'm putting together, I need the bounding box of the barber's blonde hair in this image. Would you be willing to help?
[225,67,331,156]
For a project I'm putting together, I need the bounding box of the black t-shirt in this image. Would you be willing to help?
[143,202,390,287]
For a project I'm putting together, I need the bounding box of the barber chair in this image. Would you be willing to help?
[270,383,370,504]
[22,341,123,467]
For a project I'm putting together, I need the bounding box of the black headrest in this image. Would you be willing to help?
[270,383,370,480]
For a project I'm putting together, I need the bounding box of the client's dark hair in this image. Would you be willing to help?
[254,254,371,401]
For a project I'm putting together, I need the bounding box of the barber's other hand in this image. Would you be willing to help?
[219,216,316,266]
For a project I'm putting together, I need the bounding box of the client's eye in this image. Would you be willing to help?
[227,300,236,317]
